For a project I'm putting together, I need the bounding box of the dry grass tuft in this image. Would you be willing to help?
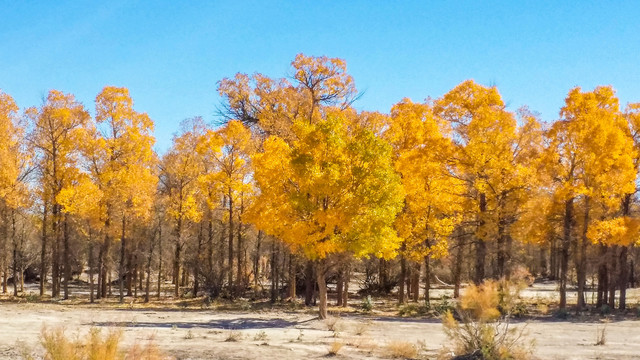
[327,341,344,356]
[225,330,243,342]
[325,317,341,332]
[384,340,418,359]
[354,321,371,336]
[441,280,534,360]
[595,323,607,346]
[26,326,170,360]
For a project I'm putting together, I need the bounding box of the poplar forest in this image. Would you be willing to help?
[3,54,640,359]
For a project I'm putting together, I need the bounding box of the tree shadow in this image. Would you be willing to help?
[89,317,316,330]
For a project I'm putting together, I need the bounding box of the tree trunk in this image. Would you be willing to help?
[253,230,262,291]
[89,237,94,304]
[411,262,420,302]
[619,245,629,310]
[342,262,350,307]
[174,215,182,298]
[119,217,126,303]
[379,258,389,293]
[424,255,431,304]
[399,253,407,304]
[577,196,590,310]
[194,222,203,298]
[228,193,234,294]
[101,217,112,298]
[145,228,155,303]
[497,222,506,279]
[304,259,314,306]
[474,193,487,283]
[336,268,343,306]
[51,203,60,298]
[236,219,243,297]
[157,223,163,299]
[608,245,618,309]
[453,237,465,298]
[559,198,573,309]
[270,239,277,303]
[316,259,328,319]
[12,217,18,297]
[97,245,103,300]
[208,213,214,288]
[40,200,48,297]
[288,252,296,300]
[596,244,607,308]
[619,193,632,310]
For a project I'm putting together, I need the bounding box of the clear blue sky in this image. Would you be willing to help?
[2,1,639,152]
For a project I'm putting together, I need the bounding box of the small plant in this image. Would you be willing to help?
[599,304,611,316]
[361,295,373,312]
[398,303,429,317]
[434,295,455,315]
[24,292,39,303]
[385,340,418,359]
[184,330,194,340]
[171,324,178,331]
[225,330,243,342]
[327,341,344,356]
[27,326,169,360]
[253,330,268,341]
[325,317,340,332]
[595,321,608,346]
[441,280,534,360]
[554,308,570,319]
[296,329,305,342]
[354,321,371,336]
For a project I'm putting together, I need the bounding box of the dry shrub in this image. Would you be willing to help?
[441,280,533,360]
[509,266,534,287]
[39,327,122,360]
[225,330,243,342]
[460,281,500,322]
[354,321,371,336]
[327,341,344,356]
[325,317,341,332]
[385,341,418,359]
[30,327,169,360]
[126,335,168,360]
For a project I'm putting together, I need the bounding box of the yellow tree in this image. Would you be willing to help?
[27,90,90,299]
[197,120,254,295]
[84,86,157,302]
[160,118,205,297]
[434,80,519,284]
[545,86,635,309]
[384,98,464,303]
[250,111,404,318]
[57,174,103,302]
[0,90,31,296]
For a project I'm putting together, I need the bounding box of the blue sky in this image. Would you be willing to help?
[1,1,639,152]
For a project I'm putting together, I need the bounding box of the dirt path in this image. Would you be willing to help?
[1,303,639,359]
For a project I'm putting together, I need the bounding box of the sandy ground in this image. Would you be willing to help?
[1,302,640,360]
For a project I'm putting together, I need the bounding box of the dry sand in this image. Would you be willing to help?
[1,302,640,359]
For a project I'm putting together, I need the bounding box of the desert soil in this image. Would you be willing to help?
[1,302,640,360]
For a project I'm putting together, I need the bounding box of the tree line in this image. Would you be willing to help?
[1,54,639,319]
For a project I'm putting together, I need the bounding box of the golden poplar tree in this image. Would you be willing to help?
[434,80,519,284]
[160,119,205,297]
[546,86,635,309]
[197,120,254,295]
[0,90,31,296]
[250,110,404,318]
[27,90,90,299]
[83,86,157,302]
[384,98,464,303]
